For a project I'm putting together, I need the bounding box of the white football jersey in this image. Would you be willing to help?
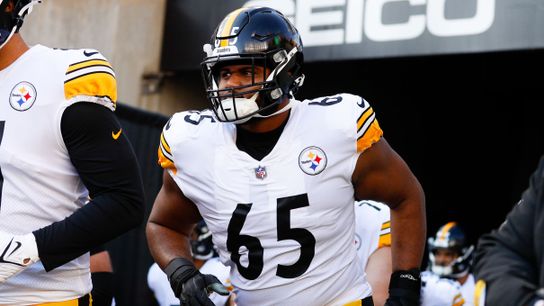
[354,200,391,270]
[159,93,383,306]
[148,259,232,306]
[0,45,116,303]
[421,271,465,306]
[460,274,475,306]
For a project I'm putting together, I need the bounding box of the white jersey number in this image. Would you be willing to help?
[226,193,316,280]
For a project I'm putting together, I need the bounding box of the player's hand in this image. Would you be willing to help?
[384,269,421,306]
[0,231,40,282]
[165,258,229,306]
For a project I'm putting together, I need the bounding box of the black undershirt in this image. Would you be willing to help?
[32,103,144,271]
[235,113,290,161]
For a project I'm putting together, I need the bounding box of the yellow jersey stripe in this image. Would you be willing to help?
[474,279,486,306]
[158,147,177,174]
[219,8,246,47]
[357,107,374,132]
[160,132,172,155]
[357,119,383,153]
[35,298,80,306]
[452,293,465,306]
[439,222,457,240]
[67,59,112,74]
[378,232,391,248]
[64,72,117,103]
[381,221,391,230]
[343,300,362,306]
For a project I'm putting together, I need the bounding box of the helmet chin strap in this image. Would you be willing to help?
[217,93,293,124]
[253,98,294,118]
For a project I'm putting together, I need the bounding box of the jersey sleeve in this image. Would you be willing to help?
[63,49,117,111]
[158,116,177,174]
[355,97,383,153]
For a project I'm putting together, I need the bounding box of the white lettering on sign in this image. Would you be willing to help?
[243,0,495,45]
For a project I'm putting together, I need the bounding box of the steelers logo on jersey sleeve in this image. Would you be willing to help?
[9,81,37,111]
[298,146,327,175]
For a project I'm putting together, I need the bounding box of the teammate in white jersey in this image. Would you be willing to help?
[354,200,392,306]
[421,271,465,306]
[148,221,234,306]
[0,1,144,304]
[355,202,464,306]
[428,222,475,306]
[147,6,426,306]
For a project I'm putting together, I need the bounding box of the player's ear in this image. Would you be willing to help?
[5,1,15,13]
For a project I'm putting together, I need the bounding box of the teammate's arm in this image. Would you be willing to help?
[366,246,392,306]
[30,102,144,271]
[353,138,426,305]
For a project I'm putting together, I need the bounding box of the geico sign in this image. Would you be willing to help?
[243,0,495,46]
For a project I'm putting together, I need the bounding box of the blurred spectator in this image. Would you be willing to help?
[428,222,475,305]
[421,271,465,306]
[473,156,544,306]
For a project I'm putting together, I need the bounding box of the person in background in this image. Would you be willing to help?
[355,201,464,306]
[148,221,233,306]
[90,246,115,306]
[420,270,465,306]
[0,0,144,304]
[354,200,392,306]
[473,155,544,306]
[427,222,475,306]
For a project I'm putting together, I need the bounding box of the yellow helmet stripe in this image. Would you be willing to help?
[219,7,246,47]
[439,222,457,240]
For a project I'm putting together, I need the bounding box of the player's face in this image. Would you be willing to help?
[433,248,459,266]
[217,64,270,100]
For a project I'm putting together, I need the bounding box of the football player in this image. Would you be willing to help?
[421,271,465,306]
[354,200,392,306]
[355,201,464,306]
[427,222,475,305]
[147,6,426,306]
[0,0,144,304]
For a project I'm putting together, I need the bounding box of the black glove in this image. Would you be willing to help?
[165,258,229,306]
[384,269,421,306]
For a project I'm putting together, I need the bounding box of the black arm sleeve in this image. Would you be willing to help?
[33,102,145,271]
[473,156,544,305]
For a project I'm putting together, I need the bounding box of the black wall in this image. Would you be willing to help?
[298,49,544,247]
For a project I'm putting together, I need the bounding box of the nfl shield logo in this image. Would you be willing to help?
[255,166,267,180]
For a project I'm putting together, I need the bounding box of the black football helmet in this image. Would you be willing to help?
[0,0,41,49]
[201,6,304,124]
[191,220,216,260]
[427,222,474,278]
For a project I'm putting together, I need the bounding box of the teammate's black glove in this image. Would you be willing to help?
[384,268,421,306]
[165,258,229,306]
